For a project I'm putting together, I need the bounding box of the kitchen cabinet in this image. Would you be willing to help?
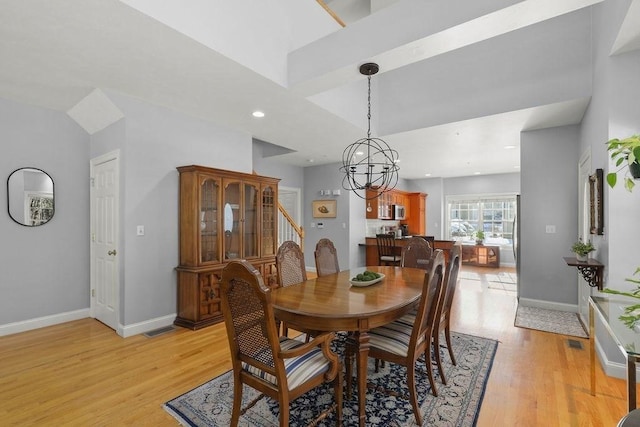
[175,165,279,329]
[406,192,426,235]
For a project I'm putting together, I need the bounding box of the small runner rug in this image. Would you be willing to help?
[515,305,588,338]
[163,332,497,426]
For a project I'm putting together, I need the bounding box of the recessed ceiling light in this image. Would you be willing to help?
[252,111,265,118]
[504,145,516,149]
[307,159,315,163]
[474,172,481,175]
[424,173,431,177]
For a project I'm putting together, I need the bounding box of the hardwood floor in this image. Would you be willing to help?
[0,265,630,426]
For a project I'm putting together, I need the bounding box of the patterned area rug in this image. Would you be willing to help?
[164,332,497,426]
[514,306,588,338]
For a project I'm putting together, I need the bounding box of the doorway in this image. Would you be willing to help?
[90,150,120,331]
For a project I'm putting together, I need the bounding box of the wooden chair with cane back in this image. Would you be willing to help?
[432,244,462,383]
[220,260,343,427]
[345,250,446,426]
[314,238,340,277]
[275,240,310,338]
[401,236,433,270]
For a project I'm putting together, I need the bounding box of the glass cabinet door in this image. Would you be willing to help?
[223,180,240,260]
[243,182,259,259]
[261,184,276,256]
[200,177,219,263]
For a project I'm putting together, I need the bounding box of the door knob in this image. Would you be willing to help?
[108,250,117,256]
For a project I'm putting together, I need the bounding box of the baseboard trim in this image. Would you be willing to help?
[0,308,90,337]
[118,314,176,338]
[518,297,578,313]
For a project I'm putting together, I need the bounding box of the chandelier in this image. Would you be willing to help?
[340,63,399,200]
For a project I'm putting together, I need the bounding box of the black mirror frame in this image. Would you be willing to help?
[7,167,55,227]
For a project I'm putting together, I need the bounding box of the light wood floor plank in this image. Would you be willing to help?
[0,265,631,426]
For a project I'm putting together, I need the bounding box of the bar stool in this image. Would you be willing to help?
[618,409,640,426]
[376,233,401,266]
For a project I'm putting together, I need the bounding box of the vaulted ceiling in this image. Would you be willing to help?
[2,0,640,178]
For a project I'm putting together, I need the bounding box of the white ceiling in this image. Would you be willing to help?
[2,0,640,179]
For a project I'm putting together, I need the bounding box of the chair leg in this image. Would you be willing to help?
[345,344,353,400]
[444,324,456,365]
[433,330,446,385]
[407,362,423,426]
[335,369,343,426]
[231,373,243,426]
[424,345,438,397]
[279,396,290,427]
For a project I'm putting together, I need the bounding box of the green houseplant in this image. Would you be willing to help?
[603,134,640,328]
[571,238,594,262]
[475,230,485,245]
[606,134,640,192]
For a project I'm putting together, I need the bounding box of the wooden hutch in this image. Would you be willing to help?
[175,165,279,329]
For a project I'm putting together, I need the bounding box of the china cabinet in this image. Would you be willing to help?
[175,165,279,329]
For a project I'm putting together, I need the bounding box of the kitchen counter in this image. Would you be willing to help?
[360,237,460,266]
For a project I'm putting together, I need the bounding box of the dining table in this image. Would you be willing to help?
[271,265,427,427]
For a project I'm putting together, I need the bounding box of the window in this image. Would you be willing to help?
[446,194,517,246]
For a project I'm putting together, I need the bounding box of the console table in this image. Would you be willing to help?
[590,296,640,411]
[461,244,500,267]
[563,257,604,290]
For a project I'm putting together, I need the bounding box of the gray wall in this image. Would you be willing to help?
[101,91,253,326]
[303,162,357,270]
[252,139,304,188]
[582,0,640,371]
[0,97,90,324]
[520,125,579,307]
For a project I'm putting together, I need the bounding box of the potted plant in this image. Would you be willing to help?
[571,238,595,262]
[606,134,640,192]
[475,230,485,245]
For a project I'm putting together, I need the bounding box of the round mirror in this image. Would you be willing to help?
[7,167,55,226]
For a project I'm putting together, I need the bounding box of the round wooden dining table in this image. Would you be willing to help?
[272,265,427,427]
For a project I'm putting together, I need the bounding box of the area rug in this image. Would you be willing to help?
[514,306,588,338]
[163,332,497,426]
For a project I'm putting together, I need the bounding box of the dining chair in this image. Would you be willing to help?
[345,250,446,426]
[275,240,309,337]
[220,260,343,427]
[314,238,340,277]
[376,233,401,266]
[432,244,462,384]
[401,236,433,270]
[276,240,307,287]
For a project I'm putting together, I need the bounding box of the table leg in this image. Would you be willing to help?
[628,356,638,412]
[589,301,596,396]
[356,331,370,427]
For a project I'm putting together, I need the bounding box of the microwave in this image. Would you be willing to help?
[392,204,406,220]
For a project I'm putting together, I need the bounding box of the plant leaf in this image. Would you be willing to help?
[625,177,635,192]
[606,173,617,188]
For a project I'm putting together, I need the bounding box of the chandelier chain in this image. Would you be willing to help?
[340,62,399,200]
[367,75,372,140]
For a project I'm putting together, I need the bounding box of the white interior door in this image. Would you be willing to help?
[90,151,120,331]
[577,150,591,326]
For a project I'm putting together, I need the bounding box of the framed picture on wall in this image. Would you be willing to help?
[312,200,337,218]
[589,168,604,235]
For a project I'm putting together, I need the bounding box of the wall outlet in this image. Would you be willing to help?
[545,225,556,234]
